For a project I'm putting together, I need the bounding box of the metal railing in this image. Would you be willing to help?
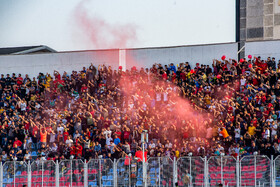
[0,155,278,187]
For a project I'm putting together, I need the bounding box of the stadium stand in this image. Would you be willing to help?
[0,56,280,186]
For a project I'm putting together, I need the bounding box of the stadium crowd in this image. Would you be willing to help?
[0,55,280,163]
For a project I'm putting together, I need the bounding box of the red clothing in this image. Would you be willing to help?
[55,74,61,80]
[135,150,148,162]
[251,119,258,127]
[123,131,130,140]
[171,73,176,82]
[32,126,39,136]
[124,156,132,165]
[231,152,238,158]
[99,83,106,88]
[87,131,91,138]
[16,77,23,85]
[261,63,268,72]
[255,59,267,73]
[24,122,30,131]
[63,131,69,142]
[252,78,259,86]
[261,96,266,103]
[180,72,186,80]
[90,110,95,117]
[162,73,167,80]
[13,140,22,148]
[70,146,76,155]
[228,106,233,114]
[115,131,122,140]
[222,64,228,71]
[263,110,270,119]
[76,145,83,156]
[81,86,88,92]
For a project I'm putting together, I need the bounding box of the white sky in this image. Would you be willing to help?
[0,0,236,51]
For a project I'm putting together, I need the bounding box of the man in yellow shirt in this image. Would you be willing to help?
[248,123,256,136]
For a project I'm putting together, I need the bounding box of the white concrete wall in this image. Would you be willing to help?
[0,50,119,78]
[245,40,280,60]
[125,43,238,69]
[0,42,241,78]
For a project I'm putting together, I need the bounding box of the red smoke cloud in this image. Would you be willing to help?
[119,72,212,140]
[72,0,212,139]
[72,0,138,49]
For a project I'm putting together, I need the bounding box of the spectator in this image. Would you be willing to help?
[0,55,279,163]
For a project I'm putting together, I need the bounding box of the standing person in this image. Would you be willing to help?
[39,126,47,148]
[182,169,191,186]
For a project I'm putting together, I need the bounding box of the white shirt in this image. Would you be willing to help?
[217,146,224,152]
[240,78,246,86]
[50,133,56,143]
[264,129,270,138]
[50,146,58,152]
[165,143,172,149]
[272,124,278,136]
[57,126,64,134]
[266,118,274,124]
[27,137,32,145]
[149,143,156,149]
[24,153,31,160]
[106,137,113,145]
[204,86,211,91]
[235,128,241,138]
[104,130,112,138]
[20,102,26,111]
[234,147,240,155]
[35,103,41,109]
[66,139,73,146]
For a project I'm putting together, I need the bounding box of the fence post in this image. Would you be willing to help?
[158,157,161,187]
[173,157,177,187]
[113,159,117,187]
[143,158,146,187]
[204,156,208,187]
[70,159,73,187]
[99,159,102,186]
[221,156,223,185]
[84,159,88,187]
[274,156,277,187]
[42,161,44,187]
[236,156,239,187]
[55,160,59,187]
[189,156,192,186]
[128,159,131,187]
[254,155,257,187]
[0,162,2,187]
[13,160,15,187]
[271,155,274,187]
[28,160,31,187]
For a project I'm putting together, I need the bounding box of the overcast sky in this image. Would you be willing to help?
[0,0,236,51]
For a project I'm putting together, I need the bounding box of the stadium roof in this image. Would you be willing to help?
[0,45,56,55]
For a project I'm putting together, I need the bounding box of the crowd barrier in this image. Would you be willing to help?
[1,155,280,187]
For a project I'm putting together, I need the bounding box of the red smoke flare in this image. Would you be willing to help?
[72,0,138,49]
[72,0,213,140]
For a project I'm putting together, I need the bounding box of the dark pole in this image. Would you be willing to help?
[236,0,241,60]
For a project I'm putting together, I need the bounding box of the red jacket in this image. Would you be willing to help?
[70,146,76,155]
[13,140,22,148]
[75,145,83,156]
